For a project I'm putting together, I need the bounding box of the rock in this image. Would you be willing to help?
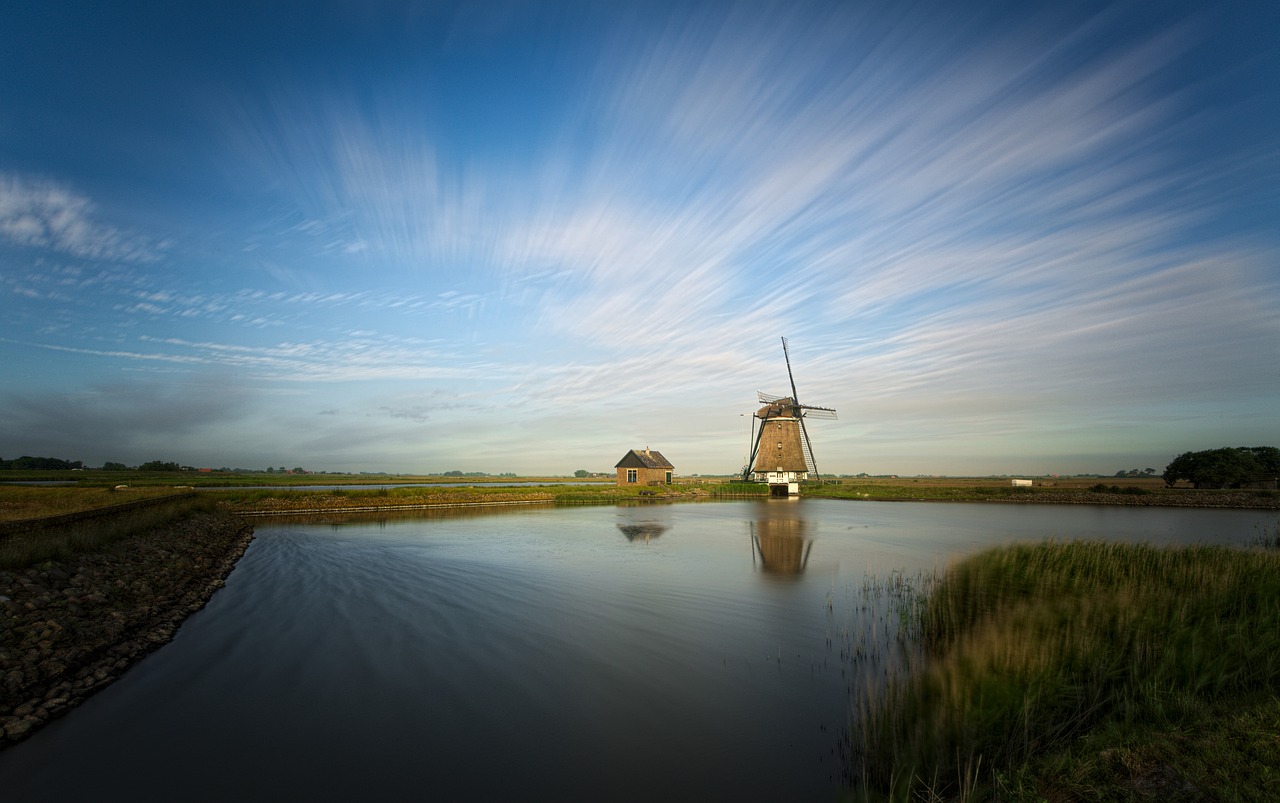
[3,716,32,739]
[0,511,254,747]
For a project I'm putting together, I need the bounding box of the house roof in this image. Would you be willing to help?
[615,449,674,469]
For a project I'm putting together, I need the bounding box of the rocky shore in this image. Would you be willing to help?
[0,510,254,748]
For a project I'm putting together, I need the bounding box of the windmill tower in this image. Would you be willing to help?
[742,337,838,496]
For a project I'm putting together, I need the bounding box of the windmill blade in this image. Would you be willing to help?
[781,336,800,403]
[757,390,786,404]
[799,405,838,420]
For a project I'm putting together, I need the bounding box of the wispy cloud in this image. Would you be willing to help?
[0,175,163,262]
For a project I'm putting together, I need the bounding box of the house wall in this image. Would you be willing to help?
[616,466,671,486]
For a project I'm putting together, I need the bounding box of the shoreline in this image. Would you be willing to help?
[0,511,254,749]
[220,488,1280,516]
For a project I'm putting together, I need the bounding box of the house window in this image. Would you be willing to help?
[627,469,637,483]
[665,471,672,483]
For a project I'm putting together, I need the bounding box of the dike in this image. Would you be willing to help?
[0,510,254,748]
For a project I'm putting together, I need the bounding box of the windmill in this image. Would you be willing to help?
[741,337,837,494]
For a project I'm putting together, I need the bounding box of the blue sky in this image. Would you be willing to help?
[2,0,1277,476]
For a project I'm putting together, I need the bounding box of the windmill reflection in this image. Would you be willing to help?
[616,507,672,544]
[750,512,813,577]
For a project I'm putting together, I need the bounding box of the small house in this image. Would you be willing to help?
[615,449,674,486]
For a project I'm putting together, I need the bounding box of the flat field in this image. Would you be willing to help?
[4,473,1276,520]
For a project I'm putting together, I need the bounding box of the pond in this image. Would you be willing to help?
[0,500,1274,801]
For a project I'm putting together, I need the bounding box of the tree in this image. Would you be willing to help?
[138,460,181,472]
[0,455,82,470]
[102,462,130,471]
[574,469,589,478]
[1163,447,1270,488]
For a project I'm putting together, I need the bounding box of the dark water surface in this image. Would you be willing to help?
[0,500,1274,801]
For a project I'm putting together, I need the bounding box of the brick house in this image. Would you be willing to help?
[615,449,674,486]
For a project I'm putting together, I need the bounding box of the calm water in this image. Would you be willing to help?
[0,500,1274,801]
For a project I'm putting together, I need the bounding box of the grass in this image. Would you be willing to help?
[211,481,710,514]
[0,469,616,488]
[0,494,218,569]
[0,485,194,522]
[850,538,1280,801]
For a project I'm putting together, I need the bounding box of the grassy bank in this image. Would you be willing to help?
[852,539,1280,801]
[808,478,1280,508]
[0,495,219,570]
[0,469,614,488]
[0,486,194,522]
[212,481,710,515]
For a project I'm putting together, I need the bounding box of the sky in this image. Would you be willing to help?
[1,0,1277,477]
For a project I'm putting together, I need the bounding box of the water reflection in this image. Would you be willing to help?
[615,506,672,543]
[750,504,813,577]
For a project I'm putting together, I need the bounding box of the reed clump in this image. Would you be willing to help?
[852,539,1280,800]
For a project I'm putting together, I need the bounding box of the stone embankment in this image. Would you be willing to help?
[0,510,254,748]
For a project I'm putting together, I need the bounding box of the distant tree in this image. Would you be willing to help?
[138,460,181,472]
[102,462,130,471]
[0,455,82,470]
[1163,447,1272,488]
[574,469,589,478]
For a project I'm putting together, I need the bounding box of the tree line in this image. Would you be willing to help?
[0,456,312,473]
[1163,446,1280,489]
[0,456,85,470]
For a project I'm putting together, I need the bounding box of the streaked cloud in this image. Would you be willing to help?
[0,2,1275,473]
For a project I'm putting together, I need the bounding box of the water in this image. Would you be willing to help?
[0,500,1273,801]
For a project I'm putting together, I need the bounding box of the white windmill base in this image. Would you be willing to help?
[762,470,805,497]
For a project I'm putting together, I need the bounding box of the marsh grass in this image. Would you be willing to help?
[851,540,1280,800]
[0,495,216,569]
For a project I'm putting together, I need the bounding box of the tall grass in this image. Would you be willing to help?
[0,495,217,569]
[852,540,1280,800]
